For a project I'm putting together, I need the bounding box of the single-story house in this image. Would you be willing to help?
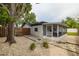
[0,22,67,37]
[30,22,67,38]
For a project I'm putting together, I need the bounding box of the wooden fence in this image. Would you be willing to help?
[0,27,7,37]
[0,27,30,37]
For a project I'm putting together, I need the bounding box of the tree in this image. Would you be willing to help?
[64,17,77,28]
[0,7,10,37]
[76,18,79,28]
[15,12,36,28]
[0,3,32,45]
[21,12,36,27]
[0,7,9,26]
[15,18,24,28]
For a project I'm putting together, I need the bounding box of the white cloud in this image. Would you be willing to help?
[32,3,79,22]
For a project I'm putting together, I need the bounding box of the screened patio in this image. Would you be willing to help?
[43,23,67,37]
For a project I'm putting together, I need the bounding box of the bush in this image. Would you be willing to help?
[38,39,41,41]
[30,43,36,50]
[43,41,49,48]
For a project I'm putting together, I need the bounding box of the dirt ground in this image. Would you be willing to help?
[0,35,79,56]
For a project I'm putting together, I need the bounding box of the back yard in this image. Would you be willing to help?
[0,35,79,56]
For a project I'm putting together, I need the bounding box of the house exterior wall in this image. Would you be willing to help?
[31,24,67,38]
[31,25,43,38]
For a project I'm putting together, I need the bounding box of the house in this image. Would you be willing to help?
[0,22,67,38]
[30,22,67,38]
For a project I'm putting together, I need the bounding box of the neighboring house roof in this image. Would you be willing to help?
[23,24,31,28]
[30,21,67,27]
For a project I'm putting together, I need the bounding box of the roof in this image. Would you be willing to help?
[43,22,67,27]
[31,21,67,27]
[30,21,48,26]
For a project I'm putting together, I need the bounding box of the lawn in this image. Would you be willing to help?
[67,32,78,36]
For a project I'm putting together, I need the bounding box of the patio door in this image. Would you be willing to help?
[46,25,52,37]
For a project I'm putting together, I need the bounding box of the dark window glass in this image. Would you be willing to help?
[34,28,38,32]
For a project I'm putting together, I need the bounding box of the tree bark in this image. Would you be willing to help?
[5,4,16,45]
[5,23,16,44]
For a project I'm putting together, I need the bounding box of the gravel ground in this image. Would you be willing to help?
[0,35,79,56]
[49,35,79,56]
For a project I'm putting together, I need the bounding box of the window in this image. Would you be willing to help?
[34,28,38,32]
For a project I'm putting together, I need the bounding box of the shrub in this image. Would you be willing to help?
[43,41,49,48]
[38,39,41,41]
[30,43,36,50]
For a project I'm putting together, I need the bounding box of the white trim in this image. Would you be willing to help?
[52,25,53,36]
[46,25,47,36]
[57,25,59,37]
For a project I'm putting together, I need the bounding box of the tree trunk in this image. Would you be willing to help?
[5,4,16,45]
[5,23,16,44]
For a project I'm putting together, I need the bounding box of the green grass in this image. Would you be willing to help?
[67,32,78,36]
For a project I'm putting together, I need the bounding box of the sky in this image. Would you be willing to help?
[32,3,79,22]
